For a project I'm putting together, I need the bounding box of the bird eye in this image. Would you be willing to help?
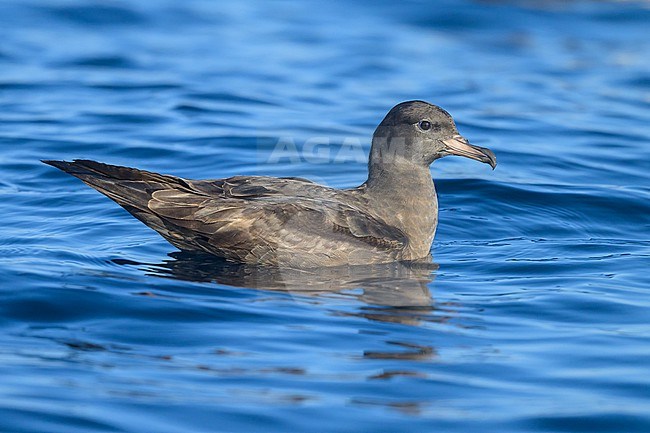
[419,120,431,131]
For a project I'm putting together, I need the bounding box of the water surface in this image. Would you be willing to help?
[1,1,650,432]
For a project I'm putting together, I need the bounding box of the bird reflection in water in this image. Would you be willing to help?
[113,252,453,328]
[113,252,453,389]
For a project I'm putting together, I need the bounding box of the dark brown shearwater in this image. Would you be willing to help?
[44,100,496,268]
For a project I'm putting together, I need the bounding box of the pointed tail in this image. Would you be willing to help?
[43,159,181,211]
[43,159,199,251]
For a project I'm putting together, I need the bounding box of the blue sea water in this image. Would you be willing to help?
[1,0,650,432]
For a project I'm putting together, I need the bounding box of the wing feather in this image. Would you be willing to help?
[147,179,407,254]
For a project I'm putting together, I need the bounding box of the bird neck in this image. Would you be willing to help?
[364,162,438,260]
[366,160,433,191]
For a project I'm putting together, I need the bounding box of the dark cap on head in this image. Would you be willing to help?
[380,100,455,127]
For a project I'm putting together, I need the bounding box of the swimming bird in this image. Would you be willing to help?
[44,100,496,268]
